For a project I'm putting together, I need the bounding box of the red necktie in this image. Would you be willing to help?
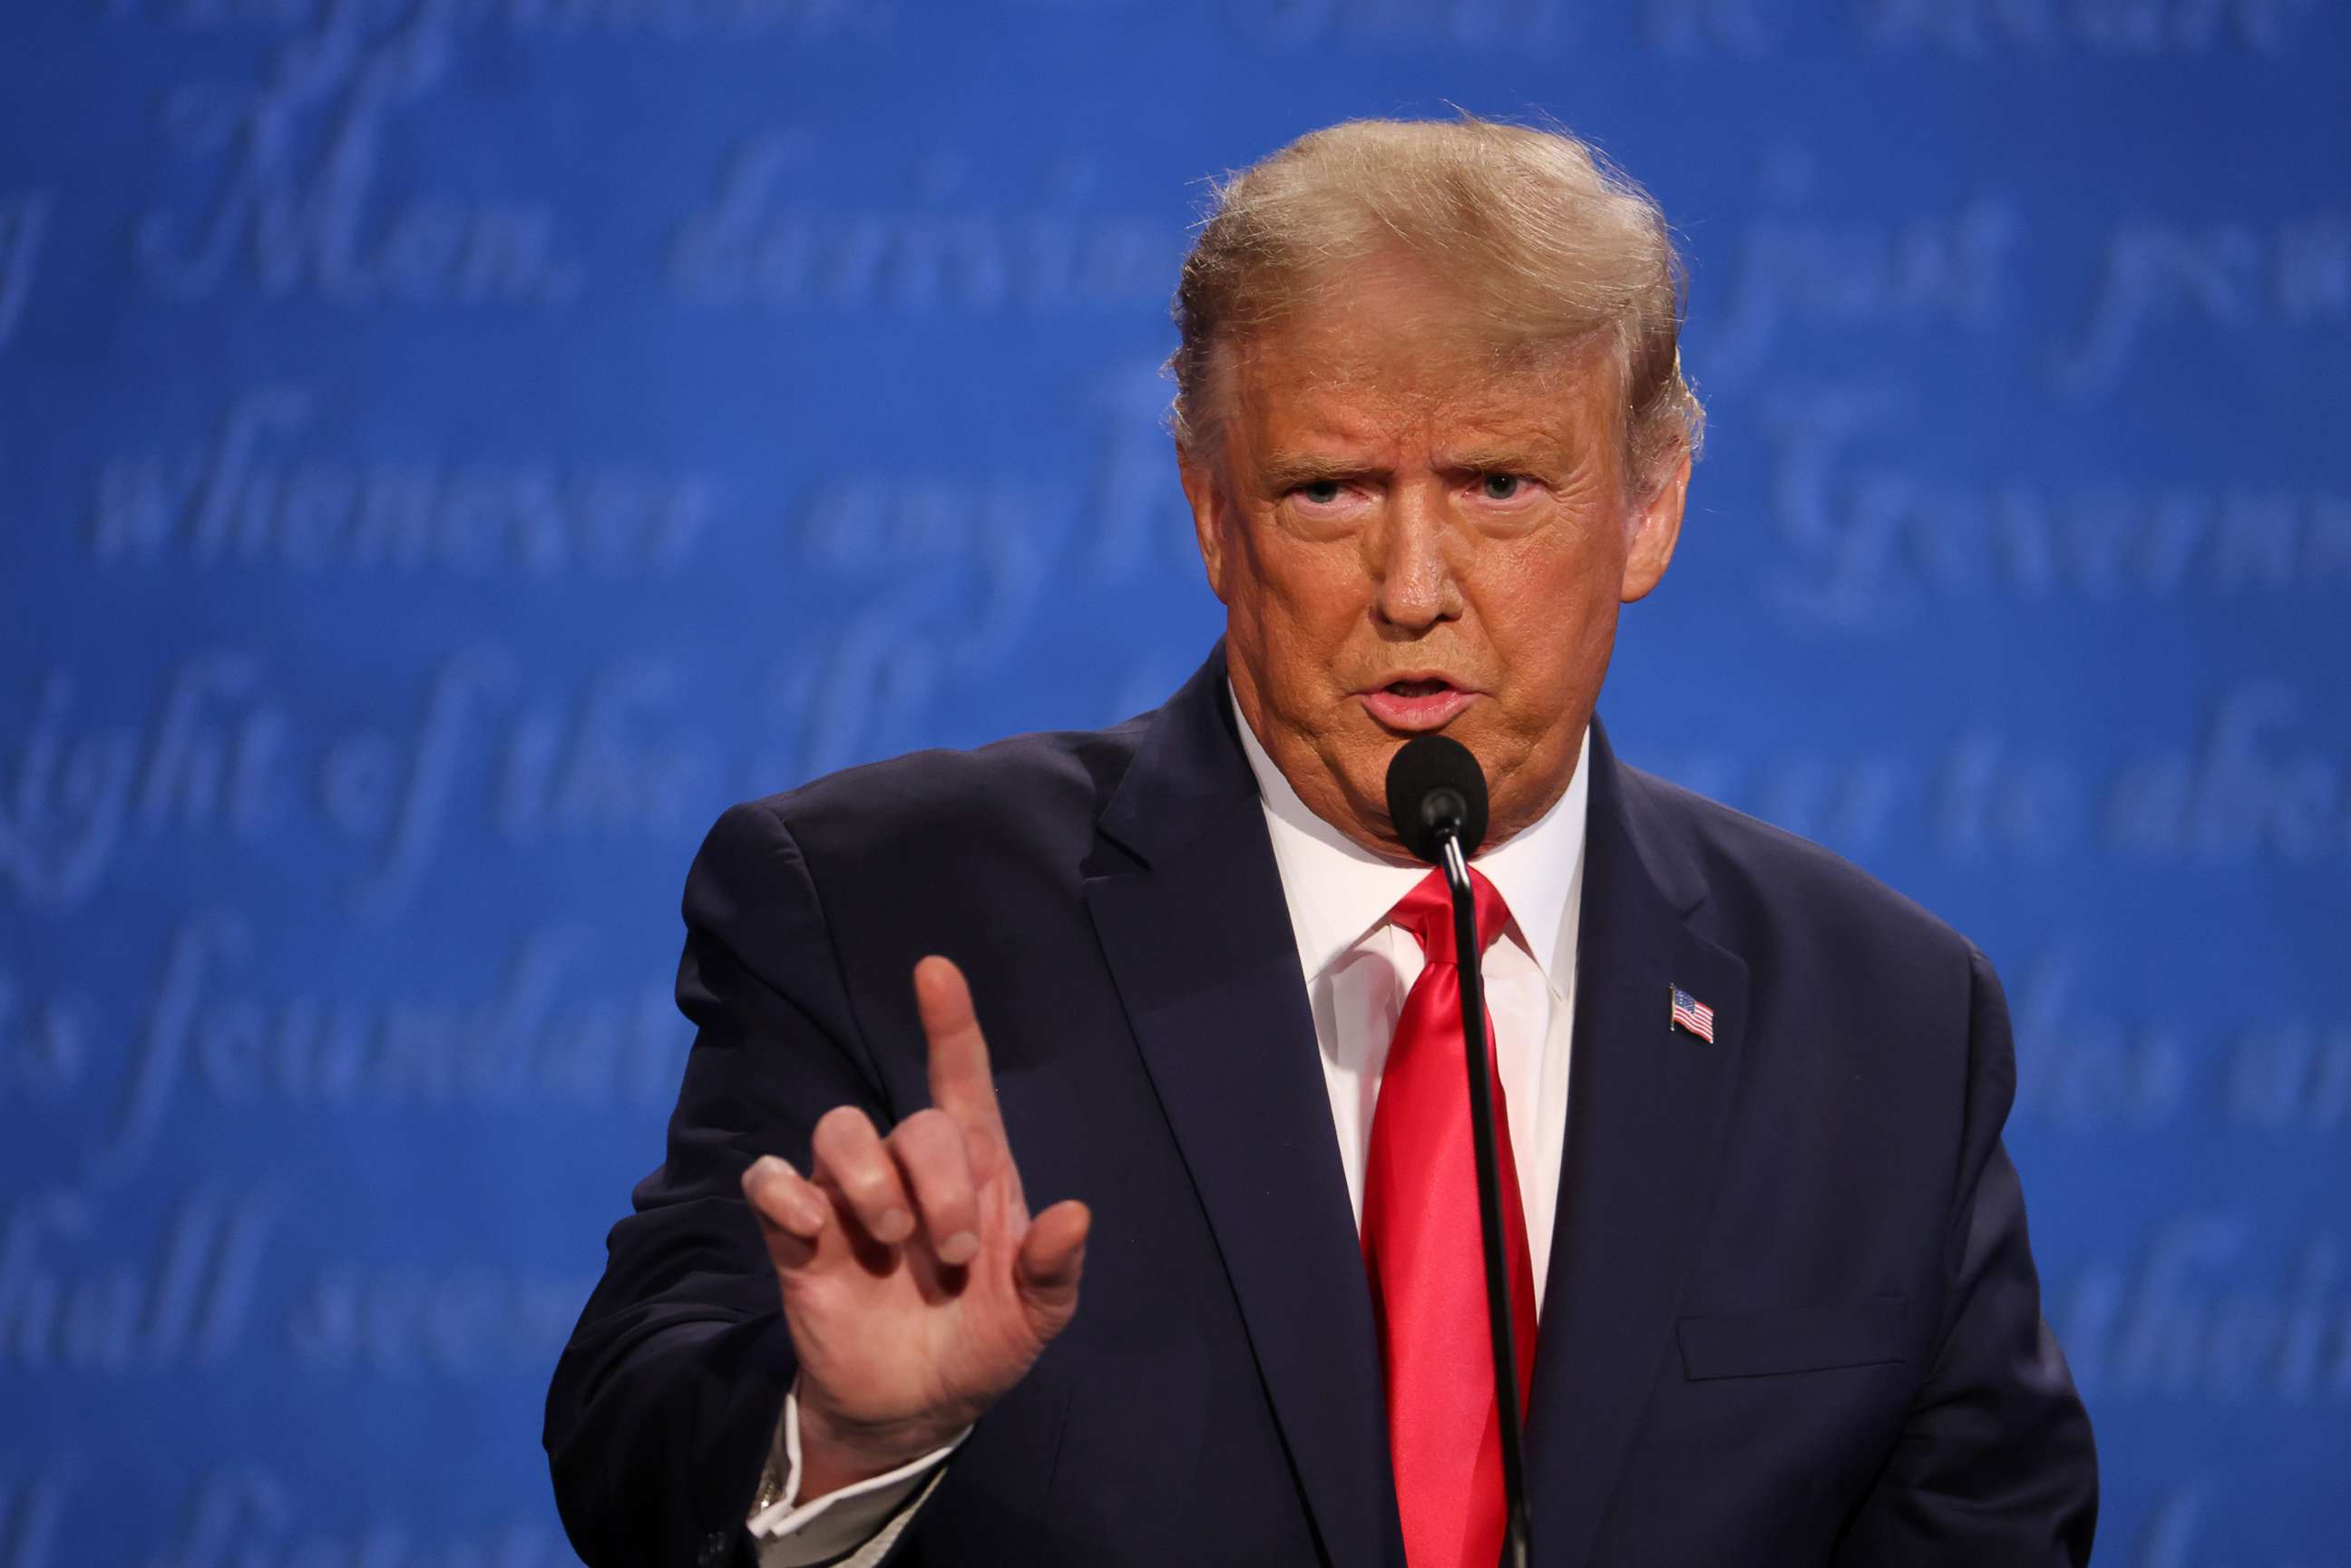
[1361,865,1539,1568]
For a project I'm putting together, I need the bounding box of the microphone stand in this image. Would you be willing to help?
[1440,832,1531,1568]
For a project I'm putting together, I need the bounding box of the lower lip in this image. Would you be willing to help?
[1359,687,1477,730]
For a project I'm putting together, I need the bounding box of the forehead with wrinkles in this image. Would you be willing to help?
[1167,114,1702,501]
[1213,272,1627,499]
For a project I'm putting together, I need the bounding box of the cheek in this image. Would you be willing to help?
[1252,533,1373,657]
[1477,532,1619,689]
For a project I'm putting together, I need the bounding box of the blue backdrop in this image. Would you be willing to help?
[4,2,2346,1563]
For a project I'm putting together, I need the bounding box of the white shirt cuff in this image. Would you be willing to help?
[745,1384,967,1566]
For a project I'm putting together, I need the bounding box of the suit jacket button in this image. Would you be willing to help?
[698,1529,729,1566]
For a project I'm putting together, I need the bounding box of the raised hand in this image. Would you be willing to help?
[738,954,1092,1498]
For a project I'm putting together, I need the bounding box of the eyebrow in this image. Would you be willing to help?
[1257,453,1382,492]
[1256,442,1575,492]
[1439,444,1554,473]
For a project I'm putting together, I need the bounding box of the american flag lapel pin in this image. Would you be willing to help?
[1669,985,1715,1043]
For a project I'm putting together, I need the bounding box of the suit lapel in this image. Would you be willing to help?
[1525,718,1751,1568]
[1083,648,1401,1568]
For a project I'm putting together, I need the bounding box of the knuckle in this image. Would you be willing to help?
[814,1104,871,1142]
[905,1175,961,1222]
[906,1105,954,1135]
[838,1164,894,1205]
[811,1108,874,1166]
[893,1107,955,1152]
[748,1164,798,1213]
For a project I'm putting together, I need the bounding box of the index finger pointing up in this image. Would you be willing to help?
[913,955,1009,1159]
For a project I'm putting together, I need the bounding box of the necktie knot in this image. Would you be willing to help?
[1386,864,1510,968]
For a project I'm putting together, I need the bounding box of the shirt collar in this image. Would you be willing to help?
[1229,679,1591,985]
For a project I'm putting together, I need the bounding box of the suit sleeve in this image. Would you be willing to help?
[1831,943,2100,1567]
[542,799,899,1568]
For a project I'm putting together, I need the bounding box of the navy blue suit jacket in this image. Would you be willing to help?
[544,644,2098,1567]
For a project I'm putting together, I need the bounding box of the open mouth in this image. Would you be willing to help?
[1360,677,1476,732]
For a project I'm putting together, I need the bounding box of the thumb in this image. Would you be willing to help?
[1013,1199,1090,1339]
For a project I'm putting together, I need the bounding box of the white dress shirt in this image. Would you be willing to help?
[746,688,1591,1563]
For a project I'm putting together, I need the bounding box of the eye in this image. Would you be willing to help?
[1479,473,1527,501]
[1298,480,1345,506]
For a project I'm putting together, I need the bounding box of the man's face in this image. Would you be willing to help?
[1181,267,1691,860]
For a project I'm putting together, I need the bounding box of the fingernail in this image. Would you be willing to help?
[877,1207,913,1242]
[938,1231,980,1266]
[791,1196,828,1232]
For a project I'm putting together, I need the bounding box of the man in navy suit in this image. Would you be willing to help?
[545,116,2097,1567]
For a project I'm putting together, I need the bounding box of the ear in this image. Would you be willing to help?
[1178,443,1234,605]
[1619,443,1691,604]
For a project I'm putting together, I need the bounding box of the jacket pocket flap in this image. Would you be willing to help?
[1676,1294,1907,1381]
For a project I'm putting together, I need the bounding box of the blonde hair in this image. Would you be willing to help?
[1167,114,1704,500]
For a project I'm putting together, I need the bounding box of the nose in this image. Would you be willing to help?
[1369,482,1463,633]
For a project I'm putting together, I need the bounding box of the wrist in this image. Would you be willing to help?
[794,1389,966,1503]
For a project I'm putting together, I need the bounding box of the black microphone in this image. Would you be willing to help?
[1383,735,1529,1568]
